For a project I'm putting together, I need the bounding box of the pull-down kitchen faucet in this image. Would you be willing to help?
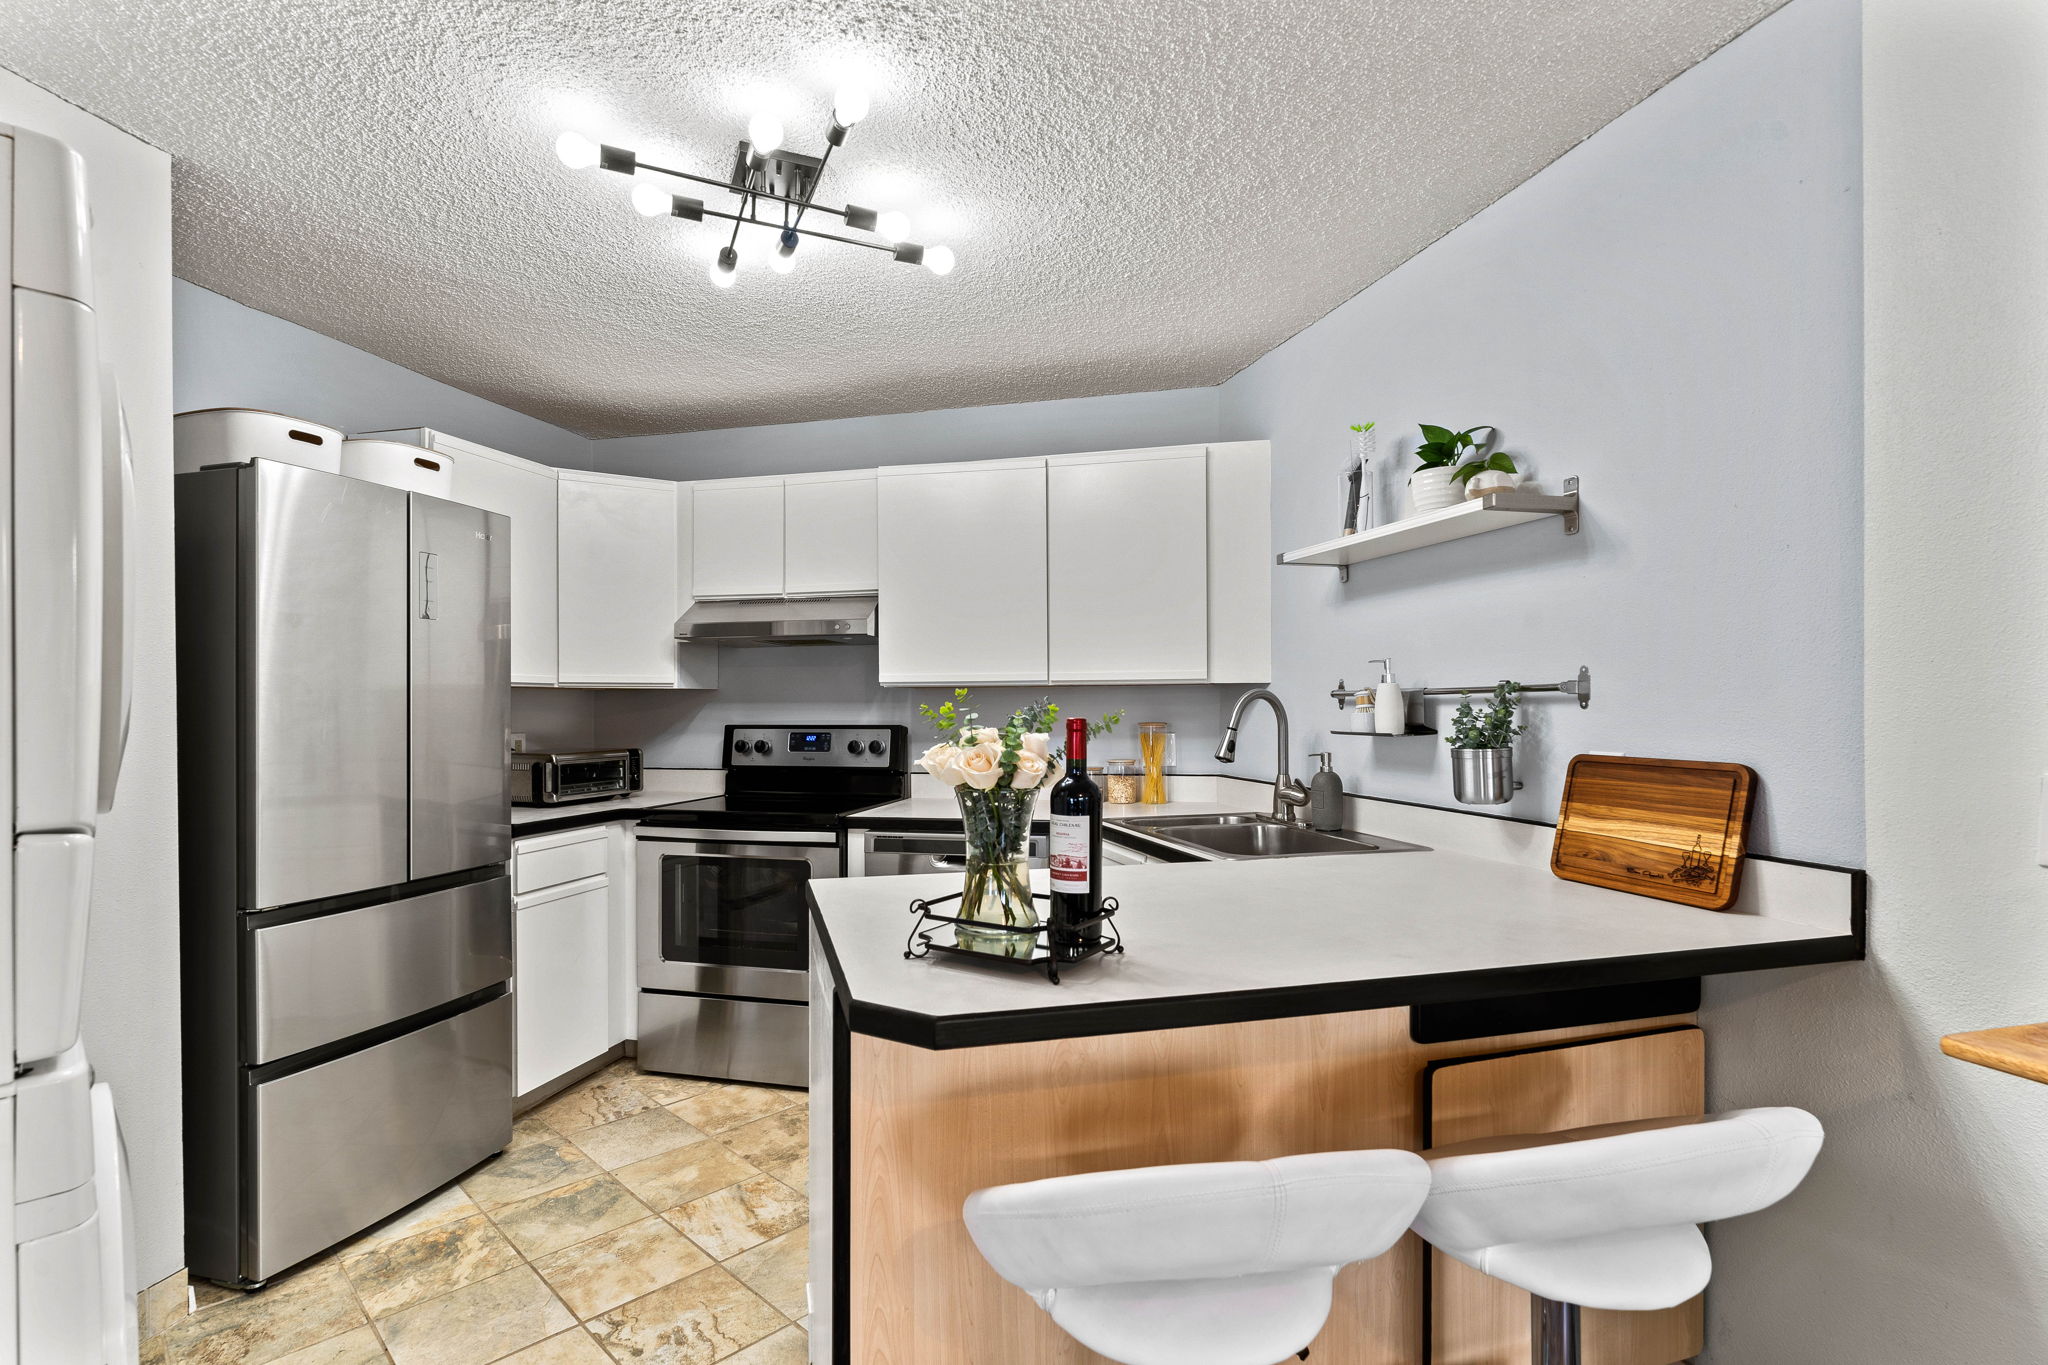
[1215,689,1310,824]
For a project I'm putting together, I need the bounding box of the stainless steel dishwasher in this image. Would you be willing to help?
[863,829,1049,877]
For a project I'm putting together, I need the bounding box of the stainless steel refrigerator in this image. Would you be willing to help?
[176,458,514,1287]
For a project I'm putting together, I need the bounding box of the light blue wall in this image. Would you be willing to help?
[590,387,1220,482]
[172,280,592,465]
[1219,0,1862,863]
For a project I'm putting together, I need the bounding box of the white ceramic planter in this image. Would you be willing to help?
[1463,469,1517,499]
[1407,467,1462,515]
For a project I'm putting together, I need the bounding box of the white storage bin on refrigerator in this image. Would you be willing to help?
[173,408,343,475]
[339,438,455,498]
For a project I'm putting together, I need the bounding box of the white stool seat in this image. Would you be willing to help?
[964,1149,1431,1365]
[1414,1107,1823,1312]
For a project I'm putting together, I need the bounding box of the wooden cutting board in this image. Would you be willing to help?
[1551,755,1757,910]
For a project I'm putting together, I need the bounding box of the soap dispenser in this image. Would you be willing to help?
[1369,658,1405,735]
[1308,753,1344,831]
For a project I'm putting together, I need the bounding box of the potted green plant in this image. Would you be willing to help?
[1453,450,1521,499]
[1409,424,1495,514]
[1445,681,1526,805]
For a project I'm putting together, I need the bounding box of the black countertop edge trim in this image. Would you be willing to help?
[844,814,1050,833]
[838,932,1865,1051]
[510,804,657,836]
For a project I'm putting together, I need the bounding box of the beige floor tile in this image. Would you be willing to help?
[487,1175,649,1260]
[621,1070,712,1106]
[342,1213,523,1320]
[140,1267,191,1339]
[664,1176,806,1262]
[508,1110,567,1149]
[719,1326,808,1365]
[266,1325,391,1364]
[533,1077,654,1135]
[141,1335,168,1365]
[715,1111,808,1188]
[346,1185,485,1258]
[570,1106,709,1172]
[490,1330,610,1364]
[372,1264,574,1365]
[530,1216,713,1319]
[583,1267,784,1365]
[665,1086,800,1136]
[190,1278,249,1313]
[721,1229,808,1321]
[611,1140,762,1214]
[460,1138,601,1212]
[165,1263,367,1365]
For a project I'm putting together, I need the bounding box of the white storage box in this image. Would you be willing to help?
[174,408,343,475]
[340,438,455,498]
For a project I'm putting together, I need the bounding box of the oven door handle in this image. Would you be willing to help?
[869,834,1048,861]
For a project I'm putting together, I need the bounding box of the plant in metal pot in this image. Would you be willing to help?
[1409,424,1495,514]
[1445,681,1526,806]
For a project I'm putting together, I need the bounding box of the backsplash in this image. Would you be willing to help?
[513,647,1237,771]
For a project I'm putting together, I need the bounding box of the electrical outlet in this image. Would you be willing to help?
[510,732,528,753]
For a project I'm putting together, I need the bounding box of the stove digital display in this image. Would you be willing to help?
[788,731,832,753]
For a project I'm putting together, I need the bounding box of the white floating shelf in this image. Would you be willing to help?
[1278,481,1580,569]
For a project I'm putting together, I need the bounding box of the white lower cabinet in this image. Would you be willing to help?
[513,875,611,1095]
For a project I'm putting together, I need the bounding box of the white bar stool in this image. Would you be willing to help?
[963,1149,1431,1365]
[1412,1107,1824,1365]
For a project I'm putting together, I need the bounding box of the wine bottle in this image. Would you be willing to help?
[1048,716,1103,960]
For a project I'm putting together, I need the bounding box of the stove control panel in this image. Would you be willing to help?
[726,726,901,768]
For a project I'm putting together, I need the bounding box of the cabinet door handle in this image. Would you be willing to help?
[418,551,438,619]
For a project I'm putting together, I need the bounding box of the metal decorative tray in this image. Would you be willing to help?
[904,891,1124,984]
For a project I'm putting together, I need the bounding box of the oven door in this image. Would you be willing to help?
[636,833,836,1002]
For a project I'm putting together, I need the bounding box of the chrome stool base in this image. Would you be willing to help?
[1532,1296,1583,1365]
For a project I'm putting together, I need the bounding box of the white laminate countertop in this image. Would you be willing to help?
[510,790,698,827]
[847,796,1257,825]
[810,841,1862,1047]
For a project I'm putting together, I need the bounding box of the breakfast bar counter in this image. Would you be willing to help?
[806,816,1861,1364]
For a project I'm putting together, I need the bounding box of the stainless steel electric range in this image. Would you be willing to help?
[634,724,908,1086]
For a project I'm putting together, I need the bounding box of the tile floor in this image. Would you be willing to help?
[140,1061,811,1365]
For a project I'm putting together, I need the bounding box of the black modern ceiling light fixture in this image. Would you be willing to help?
[555,85,955,289]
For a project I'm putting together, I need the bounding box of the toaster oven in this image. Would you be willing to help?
[511,749,643,806]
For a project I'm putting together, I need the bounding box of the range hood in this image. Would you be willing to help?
[675,596,878,646]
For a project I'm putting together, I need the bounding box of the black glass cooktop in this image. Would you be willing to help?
[637,790,897,830]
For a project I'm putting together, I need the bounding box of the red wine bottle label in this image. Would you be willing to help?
[1050,814,1092,894]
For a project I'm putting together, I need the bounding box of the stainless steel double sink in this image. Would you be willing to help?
[1109,811,1430,860]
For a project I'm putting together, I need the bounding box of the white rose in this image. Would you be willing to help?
[1020,732,1052,760]
[1011,749,1049,790]
[958,742,1004,790]
[973,726,1002,745]
[919,742,969,787]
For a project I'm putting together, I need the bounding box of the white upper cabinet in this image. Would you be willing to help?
[692,476,785,598]
[783,468,878,597]
[1047,447,1210,682]
[1204,440,1273,684]
[362,428,558,685]
[877,458,1049,685]
[558,470,687,686]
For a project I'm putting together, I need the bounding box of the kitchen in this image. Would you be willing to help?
[0,0,2042,1362]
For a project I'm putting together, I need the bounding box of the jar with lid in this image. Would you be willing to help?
[1103,759,1142,806]
[1137,722,1174,804]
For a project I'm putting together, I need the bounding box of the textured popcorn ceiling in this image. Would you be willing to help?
[1,0,1783,437]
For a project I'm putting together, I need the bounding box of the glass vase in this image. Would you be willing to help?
[954,785,1040,958]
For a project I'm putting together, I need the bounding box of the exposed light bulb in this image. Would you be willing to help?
[555,131,600,170]
[747,113,785,155]
[923,244,955,276]
[710,244,739,288]
[832,84,871,127]
[876,210,911,242]
[630,182,671,217]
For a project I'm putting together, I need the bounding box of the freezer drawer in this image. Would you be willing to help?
[248,877,512,1064]
[638,991,807,1089]
[249,992,512,1282]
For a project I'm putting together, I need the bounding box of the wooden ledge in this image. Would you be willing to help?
[1941,1023,2048,1084]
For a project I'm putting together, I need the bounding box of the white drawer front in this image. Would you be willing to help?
[513,830,609,896]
